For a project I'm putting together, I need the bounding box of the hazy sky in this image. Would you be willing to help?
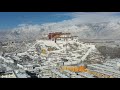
[0,12,120,30]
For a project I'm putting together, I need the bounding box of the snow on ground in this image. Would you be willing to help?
[0,56,6,61]
[0,38,106,78]
[36,40,60,49]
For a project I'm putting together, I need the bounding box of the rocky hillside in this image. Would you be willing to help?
[2,21,120,41]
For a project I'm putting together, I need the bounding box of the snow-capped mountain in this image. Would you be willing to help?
[4,21,120,40]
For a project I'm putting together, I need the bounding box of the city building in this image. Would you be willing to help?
[48,32,78,43]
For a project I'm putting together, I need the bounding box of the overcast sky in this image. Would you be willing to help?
[63,12,120,23]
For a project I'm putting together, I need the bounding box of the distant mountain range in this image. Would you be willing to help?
[1,21,120,41]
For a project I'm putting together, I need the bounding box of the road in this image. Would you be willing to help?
[80,46,94,62]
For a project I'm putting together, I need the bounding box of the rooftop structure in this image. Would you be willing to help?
[48,32,78,43]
